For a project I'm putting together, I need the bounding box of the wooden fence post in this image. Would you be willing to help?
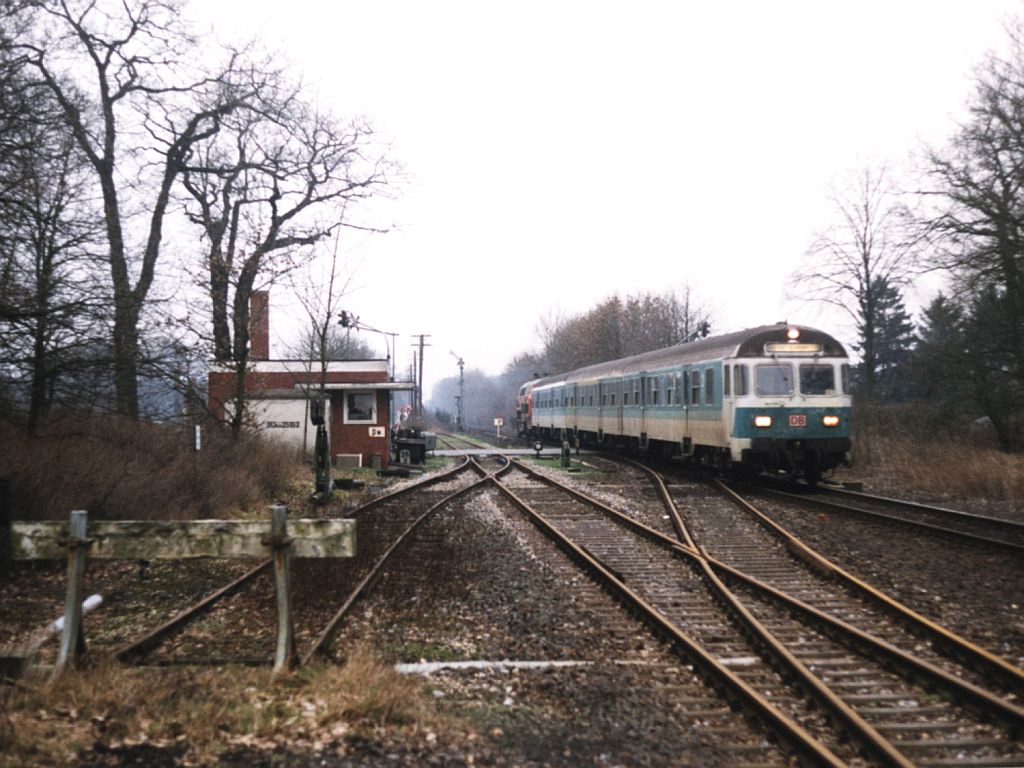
[267,505,296,674]
[55,510,89,675]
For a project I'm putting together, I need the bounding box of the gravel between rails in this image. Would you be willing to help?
[328,487,792,767]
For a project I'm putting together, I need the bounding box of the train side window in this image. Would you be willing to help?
[682,372,689,404]
[723,366,731,396]
[734,364,749,396]
[651,378,659,405]
[667,378,674,406]
[690,370,701,405]
[705,369,714,405]
[841,364,851,394]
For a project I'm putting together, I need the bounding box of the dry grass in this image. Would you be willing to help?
[0,412,305,521]
[848,404,1024,507]
[0,645,438,767]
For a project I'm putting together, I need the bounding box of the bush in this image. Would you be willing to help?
[0,412,304,520]
[851,402,1024,504]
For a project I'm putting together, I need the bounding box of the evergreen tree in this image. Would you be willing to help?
[963,285,1024,450]
[910,294,972,410]
[853,278,915,401]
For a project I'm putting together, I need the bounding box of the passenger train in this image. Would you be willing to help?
[516,324,852,482]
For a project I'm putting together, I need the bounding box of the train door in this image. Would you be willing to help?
[682,369,692,455]
[616,379,624,436]
[639,372,648,446]
[722,361,734,443]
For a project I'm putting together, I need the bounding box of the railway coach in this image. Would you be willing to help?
[517,324,852,483]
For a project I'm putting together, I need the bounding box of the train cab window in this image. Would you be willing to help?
[723,366,731,396]
[734,365,749,396]
[756,363,794,396]
[690,371,701,405]
[841,364,851,394]
[704,369,714,405]
[799,364,835,395]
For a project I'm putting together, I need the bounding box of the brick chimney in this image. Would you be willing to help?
[250,291,270,360]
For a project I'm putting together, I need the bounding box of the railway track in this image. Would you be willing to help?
[434,431,492,452]
[113,458,488,665]
[31,446,1018,765]
[737,482,1024,554]
[492,457,1024,767]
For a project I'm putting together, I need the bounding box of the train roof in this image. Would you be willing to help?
[531,324,847,387]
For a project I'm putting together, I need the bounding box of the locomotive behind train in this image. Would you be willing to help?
[516,324,852,482]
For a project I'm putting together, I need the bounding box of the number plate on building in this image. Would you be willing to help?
[789,414,807,427]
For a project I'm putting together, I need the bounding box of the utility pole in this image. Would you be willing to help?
[411,334,431,415]
[450,351,465,432]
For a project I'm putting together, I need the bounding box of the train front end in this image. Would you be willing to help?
[728,327,852,482]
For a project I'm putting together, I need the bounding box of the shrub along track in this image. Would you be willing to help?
[494,457,1024,768]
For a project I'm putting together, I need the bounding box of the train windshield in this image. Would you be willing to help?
[799,364,835,395]
[755,364,794,396]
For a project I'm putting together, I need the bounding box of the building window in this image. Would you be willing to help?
[344,391,376,423]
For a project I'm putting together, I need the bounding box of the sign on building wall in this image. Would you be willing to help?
[247,398,326,453]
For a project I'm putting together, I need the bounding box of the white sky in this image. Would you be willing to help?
[190,1,1022,399]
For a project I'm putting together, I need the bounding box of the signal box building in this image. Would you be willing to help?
[207,292,413,469]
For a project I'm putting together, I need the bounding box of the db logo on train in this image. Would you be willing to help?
[789,414,807,428]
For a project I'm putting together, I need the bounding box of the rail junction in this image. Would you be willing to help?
[3,433,1022,766]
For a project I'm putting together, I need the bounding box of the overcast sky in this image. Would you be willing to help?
[191,1,1022,400]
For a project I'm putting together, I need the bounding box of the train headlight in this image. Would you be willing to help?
[822,415,840,427]
[753,415,773,428]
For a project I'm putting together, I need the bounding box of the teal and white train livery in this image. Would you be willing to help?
[516,324,852,483]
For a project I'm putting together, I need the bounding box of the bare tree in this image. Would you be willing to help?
[178,58,394,436]
[0,18,108,432]
[537,286,714,375]
[792,164,919,401]
[15,0,258,417]
[917,23,1024,448]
